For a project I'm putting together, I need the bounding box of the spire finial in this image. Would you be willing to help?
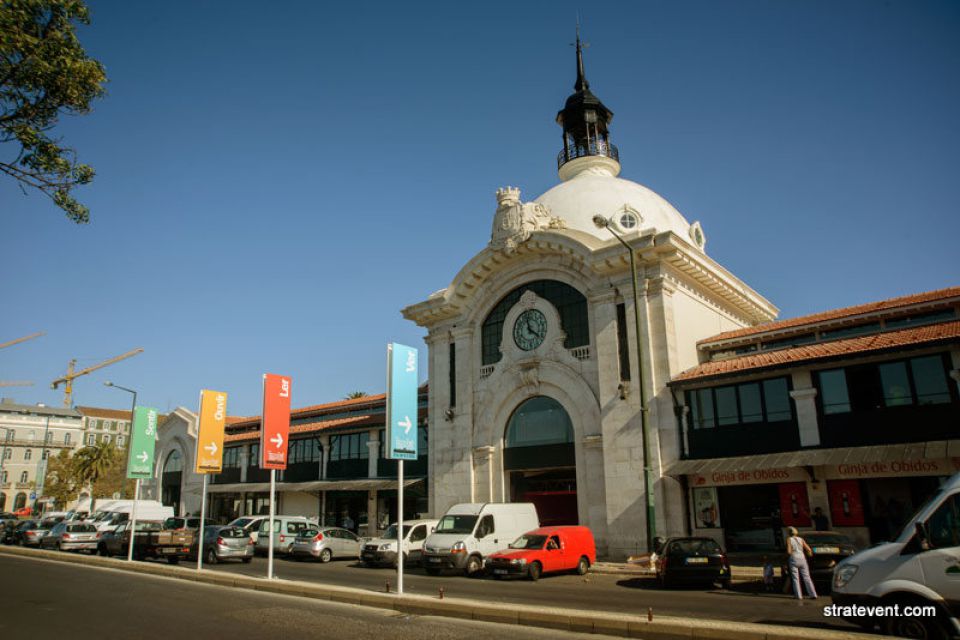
[575,19,589,92]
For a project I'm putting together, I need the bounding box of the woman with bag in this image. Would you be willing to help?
[785,526,818,600]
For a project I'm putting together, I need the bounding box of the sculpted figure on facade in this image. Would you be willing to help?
[490,186,566,253]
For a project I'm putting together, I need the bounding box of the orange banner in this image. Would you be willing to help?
[195,389,228,474]
[260,374,291,470]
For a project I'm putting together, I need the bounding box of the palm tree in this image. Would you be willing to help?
[73,441,118,517]
[344,391,368,400]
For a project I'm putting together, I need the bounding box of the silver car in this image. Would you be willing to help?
[41,521,99,552]
[289,526,361,562]
[255,516,314,555]
[194,526,254,564]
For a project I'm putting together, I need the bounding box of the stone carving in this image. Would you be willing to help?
[490,186,566,253]
[518,362,540,393]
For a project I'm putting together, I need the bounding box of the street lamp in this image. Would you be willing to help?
[104,381,137,442]
[593,214,657,553]
[104,381,139,562]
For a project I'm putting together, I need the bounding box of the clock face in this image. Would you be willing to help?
[513,309,547,351]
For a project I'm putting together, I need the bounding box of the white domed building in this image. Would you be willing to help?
[403,38,777,559]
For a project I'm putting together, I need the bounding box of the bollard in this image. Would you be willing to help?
[385,581,391,593]
[647,607,653,621]
[438,587,445,600]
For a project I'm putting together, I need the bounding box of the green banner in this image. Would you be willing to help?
[126,406,158,479]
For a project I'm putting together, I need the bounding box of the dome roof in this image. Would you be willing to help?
[534,158,694,243]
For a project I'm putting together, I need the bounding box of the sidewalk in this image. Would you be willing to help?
[591,553,765,581]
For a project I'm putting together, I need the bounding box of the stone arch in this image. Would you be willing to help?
[161,446,185,516]
[13,492,27,510]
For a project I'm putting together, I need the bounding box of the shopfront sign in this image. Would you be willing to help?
[260,373,291,470]
[693,487,720,528]
[690,466,809,487]
[823,457,960,480]
[195,389,228,474]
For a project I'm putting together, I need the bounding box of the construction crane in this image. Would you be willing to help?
[51,348,144,407]
[0,332,45,350]
[0,381,34,387]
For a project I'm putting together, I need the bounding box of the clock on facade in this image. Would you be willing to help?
[513,309,547,351]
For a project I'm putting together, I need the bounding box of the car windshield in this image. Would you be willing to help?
[667,539,721,555]
[805,533,853,546]
[228,518,253,529]
[509,534,547,550]
[135,522,162,531]
[383,524,412,539]
[435,515,477,534]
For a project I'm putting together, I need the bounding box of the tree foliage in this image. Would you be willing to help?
[43,448,80,509]
[1,0,107,223]
[44,443,134,510]
[344,391,368,400]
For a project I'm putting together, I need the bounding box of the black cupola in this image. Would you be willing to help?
[556,31,618,170]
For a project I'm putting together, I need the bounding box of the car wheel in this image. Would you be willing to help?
[527,561,542,582]
[205,548,218,565]
[465,555,483,577]
[242,557,252,564]
[576,556,589,575]
[719,578,731,590]
[98,544,108,557]
[425,567,441,576]
[884,607,949,640]
[319,548,332,563]
[167,556,179,565]
[58,542,66,553]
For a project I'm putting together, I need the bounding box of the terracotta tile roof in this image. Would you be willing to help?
[224,415,377,443]
[76,406,132,420]
[673,319,960,383]
[225,416,249,425]
[700,286,960,345]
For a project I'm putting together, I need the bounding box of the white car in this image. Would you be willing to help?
[226,516,269,543]
[255,516,316,555]
[360,519,438,567]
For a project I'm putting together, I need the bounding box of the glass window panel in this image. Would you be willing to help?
[505,396,574,447]
[738,383,763,423]
[763,378,793,421]
[687,391,701,429]
[359,432,370,459]
[817,369,851,414]
[878,362,912,407]
[911,356,951,405]
[715,386,738,426]
[696,388,715,428]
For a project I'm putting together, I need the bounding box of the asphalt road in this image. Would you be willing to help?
[0,555,623,640]
[192,553,862,633]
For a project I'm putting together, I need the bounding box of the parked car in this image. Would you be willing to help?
[484,526,596,581]
[422,502,540,576]
[40,521,99,552]
[361,519,438,567]
[13,506,33,517]
[12,520,49,547]
[0,518,20,542]
[289,526,361,562]
[189,525,254,564]
[833,471,960,639]
[163,516,218,531]
[98,520,164,559]
[94,503,174,533]
[255,516,315,556]
[778,531,858,590]
[153,527,196,564]
[655,537,731,588]
[226,516,268,543]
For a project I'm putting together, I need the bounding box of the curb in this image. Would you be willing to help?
[0,546,858,640]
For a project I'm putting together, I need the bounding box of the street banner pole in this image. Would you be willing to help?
[194,390,228,571]
[126,406,158,562]
[386,343,418,596]
[260,373,291,581]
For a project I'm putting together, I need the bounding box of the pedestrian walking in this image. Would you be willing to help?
[785,526,818,600]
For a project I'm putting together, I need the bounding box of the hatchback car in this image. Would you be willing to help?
[655,537,731,588]
[255,516,315,555]
[289,526,361,562]
[12,520,49,547]
[779,531,858,590]
[40,521,99,552]
[192,526,254,564]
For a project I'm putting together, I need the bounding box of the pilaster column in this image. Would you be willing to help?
[790,371,820,447]
[319,435,330,480]
[367,430,380,479]
[473,446,496,502]
[239,444,250,483]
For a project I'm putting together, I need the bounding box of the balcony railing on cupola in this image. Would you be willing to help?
[557,140,619,169]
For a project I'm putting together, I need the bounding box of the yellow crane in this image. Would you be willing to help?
[51,348,144,407]
[0,332,45,350]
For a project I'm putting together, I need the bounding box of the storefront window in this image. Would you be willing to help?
[738,383,763,423]
[330,432,369,461]
[691,388,714,429]
[687,377,792,429]
[222,446,241,468]
[879,362,912,407]
[911,356,951,405]
[715,387,738,426]
[288,438,321,464]
[817,369,851,414]
[763,378,792,421]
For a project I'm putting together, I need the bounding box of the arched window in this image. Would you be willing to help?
[481,280,589,365]
[2,449,10,460]
[42,450,49,460]
[45,431,53,443]
[64,433,71,445]
[0,493,5,510]
[19,471,28,483]
[1,470,7,482]
[505,396,574,448]
[24,449,32,461]
[13,492,27,510]
[164,450,183,474]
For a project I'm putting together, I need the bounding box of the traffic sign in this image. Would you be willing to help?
[127,406,158,479]
[260,373,291,470]
[386,343,418,460]
[195,389,228,474]
[29,492,36,500]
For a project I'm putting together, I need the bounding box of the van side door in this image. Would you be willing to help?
[408,525,427,561]
[918,492,960,614]
[475,514,497,557]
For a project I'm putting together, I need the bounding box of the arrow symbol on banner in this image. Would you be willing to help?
[271,433,283,449]
[204,442,217,455]
[137,451,148,463]
[398,416,412,434]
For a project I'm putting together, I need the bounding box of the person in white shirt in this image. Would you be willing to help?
[785,526,818,600]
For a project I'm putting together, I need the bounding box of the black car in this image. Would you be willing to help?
[0,518,20,543]
[779,531,858,589]
[98,520,164,559]
[655,537,731,588]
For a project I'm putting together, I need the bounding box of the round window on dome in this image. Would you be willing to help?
[619,212,638,229]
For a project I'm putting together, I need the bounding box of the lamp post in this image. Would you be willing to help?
[35,414,51,517]
[592,215,657,553]
[105,381,138,562]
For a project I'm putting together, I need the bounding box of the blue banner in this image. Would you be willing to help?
[386,343,418,460]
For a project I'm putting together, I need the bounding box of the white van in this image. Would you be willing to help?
[361,519,439,567]
[92,501,174,533]
[832,472,960,639]
[422,503,539,576]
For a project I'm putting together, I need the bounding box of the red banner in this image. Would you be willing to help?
[827,479,865,526]
[260,373,291,470]
[778,482,811,527]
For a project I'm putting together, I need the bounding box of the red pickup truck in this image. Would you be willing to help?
[484,526,596,581]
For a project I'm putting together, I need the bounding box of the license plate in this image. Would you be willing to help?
[814,546,840,554]
[494,569,507,575]
[162,547,176,553]
[685,557,708,564]
[428,557,442,563]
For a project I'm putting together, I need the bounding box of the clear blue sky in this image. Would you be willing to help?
[3,0,958,416]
